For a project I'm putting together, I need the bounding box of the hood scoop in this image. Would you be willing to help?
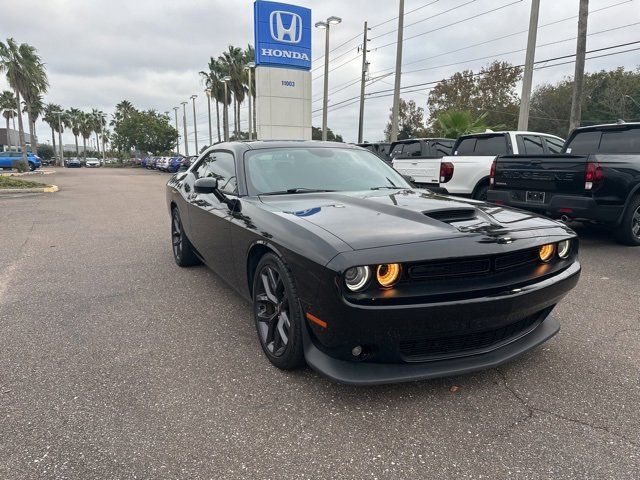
[423,208,478,223]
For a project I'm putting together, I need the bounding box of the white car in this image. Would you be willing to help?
[85,157,100,168]
[393,130,565,200]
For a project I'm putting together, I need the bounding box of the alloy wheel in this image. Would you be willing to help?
[255,265,291,357]
[633,206,640,239]
[171,212,183,259]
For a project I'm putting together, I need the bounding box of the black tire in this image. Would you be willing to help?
[252,253,305,370]
[171,208,201,266]
[613,195,640,246]
[29,162,36,172]
[473,183,489,201]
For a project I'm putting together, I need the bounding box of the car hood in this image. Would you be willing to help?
[258,189,568,250]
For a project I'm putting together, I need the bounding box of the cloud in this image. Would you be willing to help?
[1,0,638,149]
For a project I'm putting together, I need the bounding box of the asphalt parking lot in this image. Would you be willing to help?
[1,167,638,479]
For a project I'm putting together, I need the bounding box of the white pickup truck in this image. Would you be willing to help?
[393,131,565,200]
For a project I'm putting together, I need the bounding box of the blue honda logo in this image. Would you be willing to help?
[270,11,302,44]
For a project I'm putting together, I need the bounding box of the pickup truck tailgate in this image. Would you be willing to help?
[494,154,588,194]
[392,157,440,184]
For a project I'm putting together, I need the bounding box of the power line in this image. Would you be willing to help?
[312,40,640,117]
[369,0,441,29]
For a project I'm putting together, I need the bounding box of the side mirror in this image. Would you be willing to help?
[194,177,218,194]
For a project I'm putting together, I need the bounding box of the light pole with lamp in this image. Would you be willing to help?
[315,16,342,141]
[181,101,189,156]
[190,94,198,154]
[205,88,213,145]
[223,76,232,141]
[52,110,64,166]
[173,107,180,155]
[244,62,255,140]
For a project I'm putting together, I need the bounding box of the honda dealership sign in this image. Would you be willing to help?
[254,1,312,70]
[254,1,312,140]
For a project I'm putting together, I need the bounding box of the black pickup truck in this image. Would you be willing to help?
[487,122,640,245]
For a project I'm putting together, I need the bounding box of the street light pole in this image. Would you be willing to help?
[173,107,180,155]
[53,111,64,167]
[181,101,189,156]
[316,16,342,141]
[223,76,231,142]
[245,62,255,141]
[205,88,213,145]
[390,0,405,143]
[190,95,198,154]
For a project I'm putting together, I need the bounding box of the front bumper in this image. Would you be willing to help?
[488,190,624,225]
[302,261,580,385]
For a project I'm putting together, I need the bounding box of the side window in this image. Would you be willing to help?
[517,135,545,154]
[430,141,453,156]
[475,135,509,155]
[390,143,404,156]
[599,128,640,154]
[566,131,601,154]
[544,137,565,154]
[455,138,476,155]
[205,151,237,194]
[403,141,421,157]
[194,153,210,178]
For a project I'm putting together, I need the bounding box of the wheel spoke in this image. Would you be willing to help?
[261,269,278,304]
[276,310,290,346]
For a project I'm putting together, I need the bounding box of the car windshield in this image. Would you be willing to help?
[245,147,411,195]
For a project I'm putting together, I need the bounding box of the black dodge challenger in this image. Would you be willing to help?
[166,141,581,385]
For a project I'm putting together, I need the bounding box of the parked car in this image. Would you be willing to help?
[85,157,100,168]
[167,156,184,173]
[394,131,565,200]
[356,142,392,162]
[390,138,456,187]
[488,122,640,246]
[67,158,82,168]
[0,151,42,171]
[166,140,580,384]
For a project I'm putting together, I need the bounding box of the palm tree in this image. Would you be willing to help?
[65,107,82,156]
[219,45,246,137]
[42,103,63,154]
[0,38,49,166]
[200,57,227,143]
[23,91,45,153]
[436,110,491,139]
[100,129,110,155]
[79,112,93,159]
[0,90,17,152]
[91,108,106,155]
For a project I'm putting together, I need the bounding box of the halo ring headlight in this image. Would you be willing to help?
[344,266,371,292]
[376,263,402,288]
[539,244,555,262]
[557,240,571,259]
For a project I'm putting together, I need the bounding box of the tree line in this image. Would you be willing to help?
[384,61,640,141]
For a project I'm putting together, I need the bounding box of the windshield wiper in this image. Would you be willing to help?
[370,186,404,190]
[261,188,336,195]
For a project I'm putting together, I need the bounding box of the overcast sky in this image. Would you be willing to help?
[1,0,639,152]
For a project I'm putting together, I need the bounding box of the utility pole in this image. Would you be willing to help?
[173,107,180,155]
[390,0,405,142]
[191,95,198,154]
[517,0,540,131]
[181,101,189,156]
[223,77,231,142]
[357,21,370,144]
[245,62,255,141]
[570,0,589,132]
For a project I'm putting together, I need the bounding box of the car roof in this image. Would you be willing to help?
[205,140,360,153]
[572,121,640,132]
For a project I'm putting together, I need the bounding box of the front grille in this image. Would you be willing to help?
[407,248,539,281]
[399,313,543,361]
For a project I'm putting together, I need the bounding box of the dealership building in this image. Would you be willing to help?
[0,128,36,152]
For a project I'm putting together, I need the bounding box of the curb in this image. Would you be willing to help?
[0,185,59,195]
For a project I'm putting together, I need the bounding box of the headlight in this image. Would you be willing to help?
[376,263,401,288]
[557,240,571,259]
[539,244,555,262]
[344,266,371,292]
